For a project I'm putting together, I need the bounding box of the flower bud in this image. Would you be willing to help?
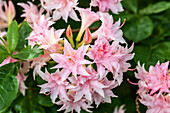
[66,25,73,40]
[83,28,92,44]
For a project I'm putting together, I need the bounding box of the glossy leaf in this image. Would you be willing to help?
[13,46,44,60]
[124,16,153,42]
[139,1,170,15]
[7,20,19,52]
[15,21,32,51]
[0,63,19,112]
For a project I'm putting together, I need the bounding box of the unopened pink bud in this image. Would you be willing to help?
[83,28,92,44]
[66,25,73,40]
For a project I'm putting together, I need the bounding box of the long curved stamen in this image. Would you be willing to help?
[127,78,138,85]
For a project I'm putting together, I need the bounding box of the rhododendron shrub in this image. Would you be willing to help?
[0,0,170,113]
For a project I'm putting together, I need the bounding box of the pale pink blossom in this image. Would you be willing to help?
[50,39,92,81]
[27,15,55,48]
[41,0,80,22]
[135,61,170,96]
[16,62,29,96]
[90,0,123,14]
[92,77,118,107]
[87,36,134,85]
[76,8,99,41]
[18,2,44,23]
[29,50,51,79]
[38,69,70,103]
[68,65,117,104]
[56,94,93,113]
[113,105,126,113]
[0,0,15,29]
[35,27,64,53]
[92,12,126,43]
[139,93,170,113]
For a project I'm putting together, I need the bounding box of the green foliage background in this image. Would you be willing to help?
[0,0,170,113]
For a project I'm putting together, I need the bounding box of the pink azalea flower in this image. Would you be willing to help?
[113,105,126,113]
[27,15,55,48]
[18,2,44,23]
[50,39,92,81]
[90,0,124,14]
[38,69,70,103]
[29,50,51,79]
[87,36,134,85]
[36,27,64,53]
[56,93,93,113]
[92,77,118,107]
[16,62,29,96]
[41,0,80,22]
[76,8,99,41]
[68,65,117,104]
[0,0,15,29]
[92,12,126,43]
[139,93,170,113]
[135,61,170,96]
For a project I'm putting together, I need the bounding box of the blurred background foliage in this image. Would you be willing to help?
[5,0,170,113]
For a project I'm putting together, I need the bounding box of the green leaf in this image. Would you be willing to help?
[37,94,54,107]
[156,42,170,61]
[122,0,138,13]
[13,46,44,60]
[7,20,19,52]
[139,1,170,15]
[0,63,19,112]
[15,21,32,51]
[0,44,9,64]
[19,96,45,113]
[133,42,170,68]
[124,16,153,42]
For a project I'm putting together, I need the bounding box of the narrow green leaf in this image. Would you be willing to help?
[139,1,170,15]
[124,16,153,42]
[13,46,44,60]
[0,63,20,112]
[7,20,19,52]
[15,21,32,51]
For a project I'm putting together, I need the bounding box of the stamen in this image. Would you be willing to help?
[127,78,138,85]
[128,68,136,71]
[119,19,126,29]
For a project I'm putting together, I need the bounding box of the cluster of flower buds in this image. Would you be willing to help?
[134,61,170,113]
[0,0,132,113]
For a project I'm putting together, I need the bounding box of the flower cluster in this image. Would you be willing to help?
[0,0,132,113]
[134,61,170,113]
